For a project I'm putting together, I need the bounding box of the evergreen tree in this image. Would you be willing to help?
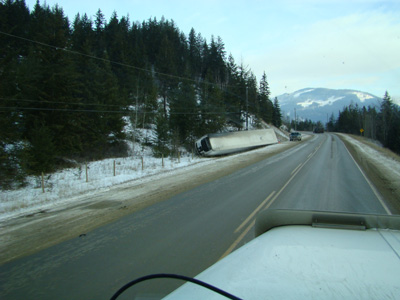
[224,54,242,127]
[86,53,126,158]
[188,28,202,79]
[169,80,199,147]
[198,74,226,135]
[378,91,394,147]
[19,4,84,172]
[332,91,400,154]
[152,111,170,157]
[105,11,134,106]
[272,97,282,127]
[337,107,350,133]
[206,35,226,85]
[258,72,273,123]
[365,106,377,140]
[388,105,400,153]
[246,73,258,127]
[24,121,57,174]
[93,9,106,57]
[0,0,31,186]
[326,113,336,132]
[156,33,179,116]
[0,1,288,187]
[226,61,248,129]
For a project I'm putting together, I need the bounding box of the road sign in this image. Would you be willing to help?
[360,129,364,133]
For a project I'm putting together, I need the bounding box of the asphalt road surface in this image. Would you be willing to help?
[0,133,390,300]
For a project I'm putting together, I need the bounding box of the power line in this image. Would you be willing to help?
[0,29,269,121]
[0,97,125,108]
[0,30,257,104]
[0,30,241,94]
[0,106,239,115]
[0,30,154,76]
[0,97,234,113]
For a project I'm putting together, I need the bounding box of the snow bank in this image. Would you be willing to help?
[0,149,208,222]
[1,117,286,222]
[338,134,400,178]
[3,132,395,223]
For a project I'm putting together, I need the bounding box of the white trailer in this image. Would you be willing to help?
[195,129,278,156]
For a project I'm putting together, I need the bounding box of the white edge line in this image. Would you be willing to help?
[342,141,392,215]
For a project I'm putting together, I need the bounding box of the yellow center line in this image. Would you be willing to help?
[221,140,325,260]
[291,163,302,175]
[234,191,276,233]
[220,220,255,260]
[264,141,323,209]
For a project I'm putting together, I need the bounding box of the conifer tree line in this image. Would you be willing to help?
[0,0,282,188]
[327,91,400,154]
[288,119,324,132]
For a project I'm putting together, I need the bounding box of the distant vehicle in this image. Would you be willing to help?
[159,209,400,300]
[314,127,324,133]
[195,129,278,156]
[289,132,302,141]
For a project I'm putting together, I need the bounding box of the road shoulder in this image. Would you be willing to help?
[0,140,300,265]
[337,133,400,214]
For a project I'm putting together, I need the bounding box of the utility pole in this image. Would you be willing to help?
[294,108,297,131]
[134,81,138,131]
[245,87,249,130]
[327,113,328,132]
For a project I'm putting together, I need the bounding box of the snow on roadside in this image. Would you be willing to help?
[338,134,400,178]
[0,120,287,222]
[0,138,291,223]
[4,132,395,223]
[0,148,209,222]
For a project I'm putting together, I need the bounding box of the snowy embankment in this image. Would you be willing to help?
[338,133,400,211]
[0,148,210,222]
[4,130,395,223]
[0,123,289,222]
[338,134,400,180]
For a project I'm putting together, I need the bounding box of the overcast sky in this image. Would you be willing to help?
[25,0,400,101]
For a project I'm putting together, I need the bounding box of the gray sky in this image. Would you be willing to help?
[25,0,400,101]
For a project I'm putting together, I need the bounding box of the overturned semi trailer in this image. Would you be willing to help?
[195,129,278,156]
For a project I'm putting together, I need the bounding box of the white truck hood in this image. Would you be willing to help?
[165,211,400,299]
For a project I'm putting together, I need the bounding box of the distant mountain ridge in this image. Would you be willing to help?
[277,88,382,123]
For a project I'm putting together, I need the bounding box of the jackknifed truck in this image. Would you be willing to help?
[195,129,278,156]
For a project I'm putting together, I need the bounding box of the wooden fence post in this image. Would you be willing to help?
[141,156,144,170]
[162,154,164,168]
[85,162,88,182]
[41,172,45,193]
[113,160,116,176]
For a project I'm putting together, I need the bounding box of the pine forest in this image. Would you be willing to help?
[2,1,399,191]
[0,0,280,188]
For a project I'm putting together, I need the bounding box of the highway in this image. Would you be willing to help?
[0,133,390,299]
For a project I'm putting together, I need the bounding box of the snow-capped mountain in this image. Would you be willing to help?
[277,88,382,123]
